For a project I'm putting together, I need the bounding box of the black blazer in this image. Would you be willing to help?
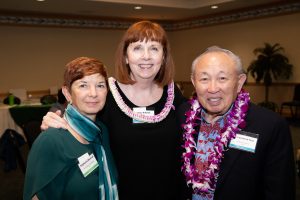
[177,102,295,200]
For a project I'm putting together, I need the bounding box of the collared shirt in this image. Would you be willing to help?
[192,108,229,200]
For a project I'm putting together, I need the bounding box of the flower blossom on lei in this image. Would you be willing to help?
[108,77,175,123]
[182,89,250,194]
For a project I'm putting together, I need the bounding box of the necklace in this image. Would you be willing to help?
[182,90,250,194]
[108,77,175,123]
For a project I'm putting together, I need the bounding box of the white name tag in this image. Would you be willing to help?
[132,107,154,124]
[78,153,99,177]
[229,131,259,153]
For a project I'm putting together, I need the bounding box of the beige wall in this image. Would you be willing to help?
[169,12,300,83]
[168,12,300,106]
[1,13,300,106]
[0,26,124,92]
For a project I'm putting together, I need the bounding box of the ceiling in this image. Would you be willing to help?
[0,0,292,21]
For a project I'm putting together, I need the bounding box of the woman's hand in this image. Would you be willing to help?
[40,110,68,130]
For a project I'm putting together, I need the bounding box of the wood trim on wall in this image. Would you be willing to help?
[0,1,299,31]
[1,82,299,100]
[0,89,50,100]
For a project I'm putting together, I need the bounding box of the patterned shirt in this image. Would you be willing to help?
[192,109,228,200]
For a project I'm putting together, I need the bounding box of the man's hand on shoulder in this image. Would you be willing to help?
[40,110,68,130]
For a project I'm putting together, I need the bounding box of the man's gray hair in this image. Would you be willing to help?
[191,46,246,76]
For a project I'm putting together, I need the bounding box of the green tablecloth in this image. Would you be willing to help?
[9,105,51,127]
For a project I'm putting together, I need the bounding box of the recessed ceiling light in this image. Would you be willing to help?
[211,5,218,9]
[36,0,45,2]
[134,6,142,10]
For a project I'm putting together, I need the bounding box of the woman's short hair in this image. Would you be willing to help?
[64,57,108,90]
[114,20,174,86]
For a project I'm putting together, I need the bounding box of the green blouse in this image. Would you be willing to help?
[23,125,114,200]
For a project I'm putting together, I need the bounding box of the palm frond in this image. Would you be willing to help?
[247,42,293,102]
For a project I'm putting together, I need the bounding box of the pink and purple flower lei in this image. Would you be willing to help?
[182,89,250,194]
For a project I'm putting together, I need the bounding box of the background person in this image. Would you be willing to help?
[49,88,67,115]
[41,21,187,199]
[24,57,118,200]
[178,46,295,200]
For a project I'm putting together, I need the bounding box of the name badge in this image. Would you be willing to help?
[78,153,99,177]
[229,131,259,153]
[132,107,154,124]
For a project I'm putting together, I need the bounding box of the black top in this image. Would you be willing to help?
[99,83,187,200]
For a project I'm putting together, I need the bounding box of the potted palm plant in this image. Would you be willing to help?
[247,43,293,111]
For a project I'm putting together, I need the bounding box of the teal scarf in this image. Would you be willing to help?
[64,104,118,200]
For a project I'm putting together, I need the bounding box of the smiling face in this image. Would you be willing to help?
[191,51,246,121]
[63,73,107,121]
[126,39,164,82]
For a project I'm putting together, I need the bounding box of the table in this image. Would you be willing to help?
[0,104,24,139]
[9,104,52,147]
[0,103,51,140]
[9,104,51,128]
[0,103,51,173]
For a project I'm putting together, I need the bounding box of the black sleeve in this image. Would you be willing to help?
[263,115,296,200]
